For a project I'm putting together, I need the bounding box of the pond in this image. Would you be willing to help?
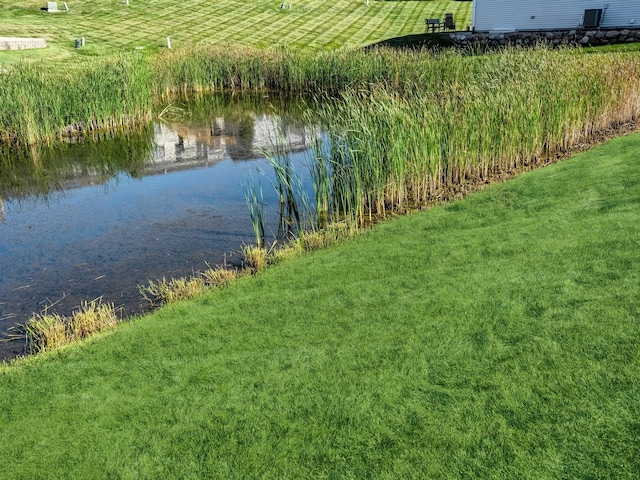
[0,93,320,360]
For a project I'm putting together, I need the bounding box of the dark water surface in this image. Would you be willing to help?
[0,94,318,360]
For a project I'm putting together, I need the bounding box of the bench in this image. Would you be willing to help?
[425,18,441,33]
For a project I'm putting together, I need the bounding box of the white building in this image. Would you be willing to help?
[472,0,640,32]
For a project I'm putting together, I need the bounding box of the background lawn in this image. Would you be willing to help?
[0,0,472,63]
[0,132,638,478]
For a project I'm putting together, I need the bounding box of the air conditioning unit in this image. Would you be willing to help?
[583,9,603,28]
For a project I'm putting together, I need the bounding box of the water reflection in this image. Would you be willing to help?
[0,93,318,360]
[0,128,153,202]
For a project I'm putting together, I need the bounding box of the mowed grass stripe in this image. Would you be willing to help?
[271,2,335,46]
[203,6,278,45]
[378,4,420,41]
[382,2,424,36]
[359,4,400,45]
[237,12,299,46]
[177,14,272,47]
[300,2,367,47]
[329,7,382,46]
[277,8,331,45]
[0,0,472,60]
[348,6,398,45]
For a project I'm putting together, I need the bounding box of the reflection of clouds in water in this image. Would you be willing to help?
[151,114,316,172]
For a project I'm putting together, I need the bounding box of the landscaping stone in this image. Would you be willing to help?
[449,28,640,48]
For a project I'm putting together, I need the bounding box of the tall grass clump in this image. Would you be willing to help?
[0,53,153,145]
[150,44,441,97]
[23,299,119,354]
[241,244,269,273]
[311,47,640,226]
[201,265,240,287]
[139,276,207,308]
[140,266,241,308]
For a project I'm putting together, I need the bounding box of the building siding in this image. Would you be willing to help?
[472,0,640,32]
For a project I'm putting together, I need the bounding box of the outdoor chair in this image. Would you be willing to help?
[443,13,456,31]
[425,18,441,33]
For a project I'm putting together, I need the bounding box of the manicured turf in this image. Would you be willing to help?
[1,132,638,478]
[0,0,472,63]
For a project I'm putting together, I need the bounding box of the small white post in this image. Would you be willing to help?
[125,0,129,5]
[166,36,171,49]
[81,37,85,46]
[366,0,369,5]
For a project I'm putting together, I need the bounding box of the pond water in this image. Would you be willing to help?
[0,94,319,360]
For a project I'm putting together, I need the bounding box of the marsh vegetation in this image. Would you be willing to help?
[0,3,638,476]
[2,44,640,357]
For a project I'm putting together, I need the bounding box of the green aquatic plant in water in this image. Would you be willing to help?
[244,174,266,249]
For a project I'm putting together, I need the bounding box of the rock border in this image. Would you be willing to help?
[449,28,640,48]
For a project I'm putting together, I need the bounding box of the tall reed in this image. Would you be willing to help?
[244,175,266,248]
[149,44,441,97]
[310,47,640,226]
[151,44,640,230]
[0,54,153,145]
[2,44,639,233]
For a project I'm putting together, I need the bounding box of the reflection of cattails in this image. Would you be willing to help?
[0,126,154,199]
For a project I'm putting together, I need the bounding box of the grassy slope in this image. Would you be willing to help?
[0,133,638,478]
[0,0,472,63]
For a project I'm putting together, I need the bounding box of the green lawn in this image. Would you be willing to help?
[1,132,638,478]
[0,0,472,63]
